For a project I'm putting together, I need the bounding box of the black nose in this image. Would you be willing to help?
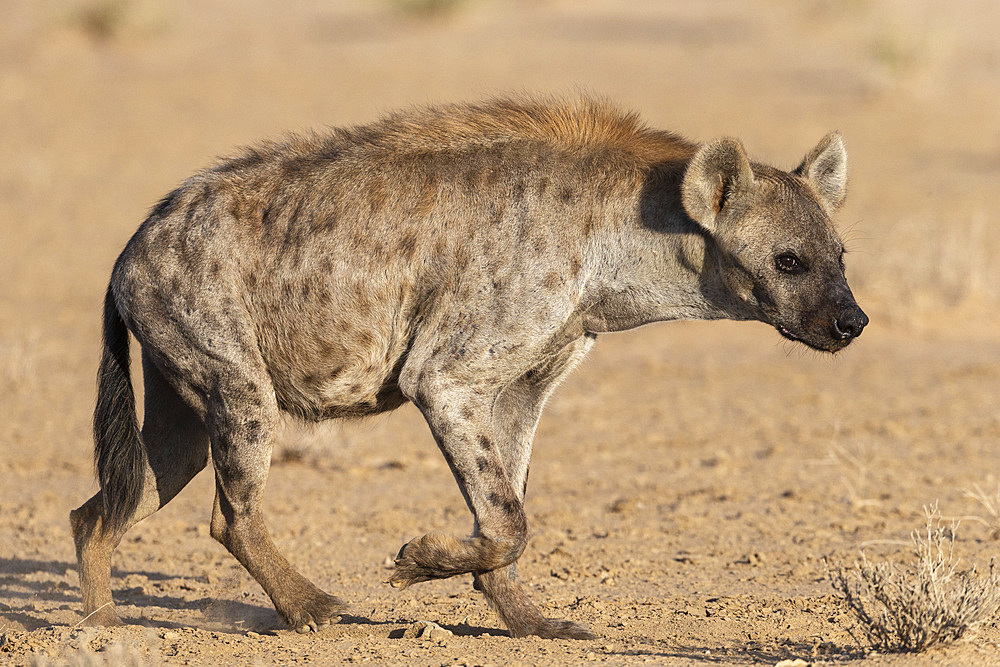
[833,307,869,340]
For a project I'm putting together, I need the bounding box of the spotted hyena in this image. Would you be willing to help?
[70,96,867,639]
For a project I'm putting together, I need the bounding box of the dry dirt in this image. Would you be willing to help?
[2,1,999,665]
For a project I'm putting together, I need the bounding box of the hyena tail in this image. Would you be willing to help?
[93,283,145,535]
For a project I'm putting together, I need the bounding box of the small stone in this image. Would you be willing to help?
[402,620,453,640]
[160,631,180,641]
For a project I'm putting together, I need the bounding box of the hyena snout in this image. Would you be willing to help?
[832,303,868,341]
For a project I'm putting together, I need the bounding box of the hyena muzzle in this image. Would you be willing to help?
[71,96,867,638]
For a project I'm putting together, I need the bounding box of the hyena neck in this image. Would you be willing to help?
[580,200,757,334]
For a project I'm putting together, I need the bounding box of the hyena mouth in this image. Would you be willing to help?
[776,324,847,353]
[776,325,801,343]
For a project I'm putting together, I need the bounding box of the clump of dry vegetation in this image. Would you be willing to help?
[384,0,468,18]
[832,504,1000,652]
[963,484,1000,539]
[72,0,131,40]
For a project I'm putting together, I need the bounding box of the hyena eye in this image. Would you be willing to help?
[775,253,805,274]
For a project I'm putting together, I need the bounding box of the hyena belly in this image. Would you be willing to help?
[246,255,415,421]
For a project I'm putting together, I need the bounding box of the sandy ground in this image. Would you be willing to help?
[2,1,1000,664]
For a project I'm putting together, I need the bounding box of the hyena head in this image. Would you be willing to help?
[682,132,868,352]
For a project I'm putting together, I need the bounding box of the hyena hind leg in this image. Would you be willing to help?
[205,364,344,633]
[70,354,211,626]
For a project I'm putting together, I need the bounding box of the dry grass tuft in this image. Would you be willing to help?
[831,503,1000,653]
[384,0,468,18]
[0,335,37,395]
[72,0,132,40]
[963,484,1000,540]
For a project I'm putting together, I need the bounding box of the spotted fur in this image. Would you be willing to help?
[72,95,866,638]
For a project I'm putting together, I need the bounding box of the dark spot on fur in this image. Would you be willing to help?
[569,257,582,278]
[367,177,386,213]
[455,247,471,271]
[536,177,550,196]
[416,176,438,217]
[461,405,475,420]
[542,272,560,289]
[476,457,490,472]
[583,212,595,237]
[512,179,526,202]
[281,156,316,180]
[245,419,262,441]
[489,201,506,224]
[301,282,311,298]
[478,435,493,451]
[183,188,209,226]
[559,187,576,204]
[464,168,482,190]
[318,144,342,162]
[261,204,278,229]
[398,231,418,260]
[517,218,531,243]
[149,188,183,220]
[357,330,376,348]
[487,493,520,516]
[213,147,267,174]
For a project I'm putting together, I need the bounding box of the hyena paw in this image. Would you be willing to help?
[388,534,461,588]
[283,592,346,633]
[512,618,597,640]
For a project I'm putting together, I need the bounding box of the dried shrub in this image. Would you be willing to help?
[963,484,1000,540]
[73,0,131,40]
[831,504,1000,652]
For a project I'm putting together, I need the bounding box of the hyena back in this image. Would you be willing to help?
[71,96,867,638]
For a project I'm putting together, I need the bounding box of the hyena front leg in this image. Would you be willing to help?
[389,371,528,587]
[475,335,596,639]
[392,336,596,639]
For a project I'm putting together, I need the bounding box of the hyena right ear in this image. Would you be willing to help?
[681,138,755,232]
[794,132,848,211]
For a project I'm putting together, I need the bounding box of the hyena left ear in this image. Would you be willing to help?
[681,137,756,233]
[795,132,848,211]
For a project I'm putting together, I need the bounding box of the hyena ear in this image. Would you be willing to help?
[681,137,756,232]
[794,131,848,211]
